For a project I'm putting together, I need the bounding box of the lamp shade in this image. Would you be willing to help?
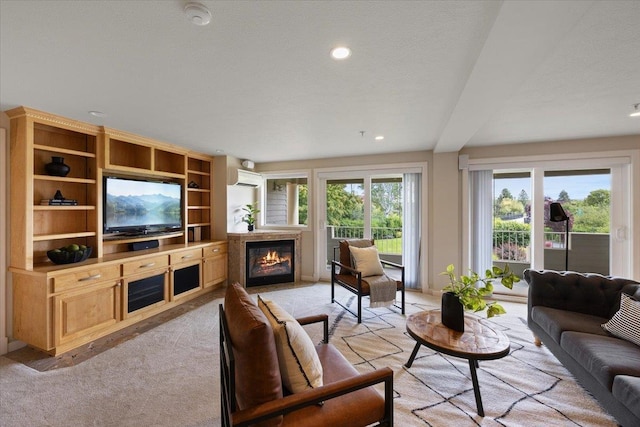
[549,202,569,222]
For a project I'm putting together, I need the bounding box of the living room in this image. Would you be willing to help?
[1,1,640,426]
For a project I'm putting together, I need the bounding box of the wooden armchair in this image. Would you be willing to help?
[331,239,405,323]
[220,283,394,427]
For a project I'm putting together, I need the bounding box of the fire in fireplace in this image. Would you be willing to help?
[246,239,295,287]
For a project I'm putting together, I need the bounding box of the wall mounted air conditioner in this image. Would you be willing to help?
[228,168,263,187]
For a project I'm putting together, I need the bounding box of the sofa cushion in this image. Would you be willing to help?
[612,375,640,420]
[530,306,608,344]
[561,331,640,390]
[281,344,386,427]
[258,296,323,393]
[349,245,384,277]
[525,270,638,318]
[224,283,283,421]
[602,293,640,347]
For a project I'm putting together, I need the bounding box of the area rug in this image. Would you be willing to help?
[0,283,618,426]
[330,292,618,427]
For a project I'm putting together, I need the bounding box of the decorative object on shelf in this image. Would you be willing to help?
[54,189,64,200]
[440,264,517,332]
[188,180,199,188]
[47,245,92,265]
[44,156,70,177]
[41,190,78,205]
[241,202,260,232]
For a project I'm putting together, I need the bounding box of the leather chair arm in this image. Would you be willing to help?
[232,367,394,427]
[296,314,329,343]
[380,259,404,270]
[331,260,363,291]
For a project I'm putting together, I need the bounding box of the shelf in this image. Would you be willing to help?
[187,169,210,176]
[34,175,96,184]
[34,205,96,211]
[188,188,210,193]
[34,144,96,158]
[102,232,184,246]
[187,223,211,228]
[33,231,97,241]
[188,206,211,210]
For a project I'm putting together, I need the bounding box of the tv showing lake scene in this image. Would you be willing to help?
[104,176,182,233]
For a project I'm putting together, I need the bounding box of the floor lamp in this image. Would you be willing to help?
[549,202,570,271]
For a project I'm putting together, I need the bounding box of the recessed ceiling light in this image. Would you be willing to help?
[330,46,351,60]
[630,103,640,117]
[185,2,212,26]
[375,135,385,141]
[88,111,106,118]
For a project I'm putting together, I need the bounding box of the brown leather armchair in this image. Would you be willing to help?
[331,239,405,323]
[220,283,394,427]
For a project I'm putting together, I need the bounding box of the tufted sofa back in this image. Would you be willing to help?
[525,269,640,319]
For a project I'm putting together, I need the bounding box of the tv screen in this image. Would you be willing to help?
[104,176,182,234]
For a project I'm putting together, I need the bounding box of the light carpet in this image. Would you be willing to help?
[0,283,618,426]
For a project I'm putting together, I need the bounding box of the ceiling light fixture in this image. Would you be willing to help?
[375,135,384,141]
[330,46,351,60]
[630,103,640,117]
[185,2,212,26]
[88,111,106,118]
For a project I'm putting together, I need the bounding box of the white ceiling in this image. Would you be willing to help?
[1,1,639,163]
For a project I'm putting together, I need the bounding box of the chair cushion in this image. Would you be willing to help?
[334,273,402,295]
[258,296,323,393]
[281,344,386,427]
[602,293,640,347]
[224,283,283,424]
[349,245,384,277]
[339,239,373,274]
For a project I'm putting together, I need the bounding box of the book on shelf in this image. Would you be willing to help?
[41,199,78,206]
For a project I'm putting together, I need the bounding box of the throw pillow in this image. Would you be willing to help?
[602,293,640,347]
[257,296,323,393]
[349,245,384,277]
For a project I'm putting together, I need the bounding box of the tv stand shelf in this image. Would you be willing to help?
[7,106,226,355]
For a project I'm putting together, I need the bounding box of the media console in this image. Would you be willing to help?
[6,106,227,355]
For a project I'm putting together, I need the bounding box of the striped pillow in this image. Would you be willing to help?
[258,296,323,393]
[602,293,640,347]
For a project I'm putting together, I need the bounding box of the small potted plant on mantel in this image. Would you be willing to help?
[242,202,260,231]
[440,264,518,332]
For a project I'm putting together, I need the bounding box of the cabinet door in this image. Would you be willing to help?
[54,280,121,347]
[203,253,227,288]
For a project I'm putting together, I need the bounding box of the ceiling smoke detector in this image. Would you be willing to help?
[185,2,211,26]
[630,103,640,117]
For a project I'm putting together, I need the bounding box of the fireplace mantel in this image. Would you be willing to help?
[228,230,302,286]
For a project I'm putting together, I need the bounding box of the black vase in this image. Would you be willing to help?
[45,156,70,177]
[247,224,254,231]
[441,291,465,332]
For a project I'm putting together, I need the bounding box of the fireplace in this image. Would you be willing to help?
[246,239,295,287]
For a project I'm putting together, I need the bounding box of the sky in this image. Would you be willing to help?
[495,173,610,201]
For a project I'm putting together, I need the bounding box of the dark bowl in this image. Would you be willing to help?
[47,246,92,265]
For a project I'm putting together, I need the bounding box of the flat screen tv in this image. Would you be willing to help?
[103,176,183,235]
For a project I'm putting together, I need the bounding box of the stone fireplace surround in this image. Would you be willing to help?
[228,230,302,287]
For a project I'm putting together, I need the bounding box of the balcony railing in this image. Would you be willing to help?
[330,226,402,254]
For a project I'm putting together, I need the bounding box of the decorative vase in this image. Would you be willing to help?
[45,156,70,177]
[247,224,254,231]
[441,291,465,332]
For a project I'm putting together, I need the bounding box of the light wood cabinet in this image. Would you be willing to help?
[7,106,228,355]
[203,242,228,289]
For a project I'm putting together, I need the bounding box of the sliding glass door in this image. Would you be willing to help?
[318,169,423,289]
[470,160,629,297]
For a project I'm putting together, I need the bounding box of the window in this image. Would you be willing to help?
[262,173,309,227]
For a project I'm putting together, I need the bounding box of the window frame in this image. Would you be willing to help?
[260,170,311,231]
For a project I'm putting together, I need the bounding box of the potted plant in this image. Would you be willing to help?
[440,264,518,332]
[242,202,260,231]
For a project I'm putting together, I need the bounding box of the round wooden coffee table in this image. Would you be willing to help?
[405,309,510,416]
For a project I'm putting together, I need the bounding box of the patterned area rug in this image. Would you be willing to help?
[330,294,618,427]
